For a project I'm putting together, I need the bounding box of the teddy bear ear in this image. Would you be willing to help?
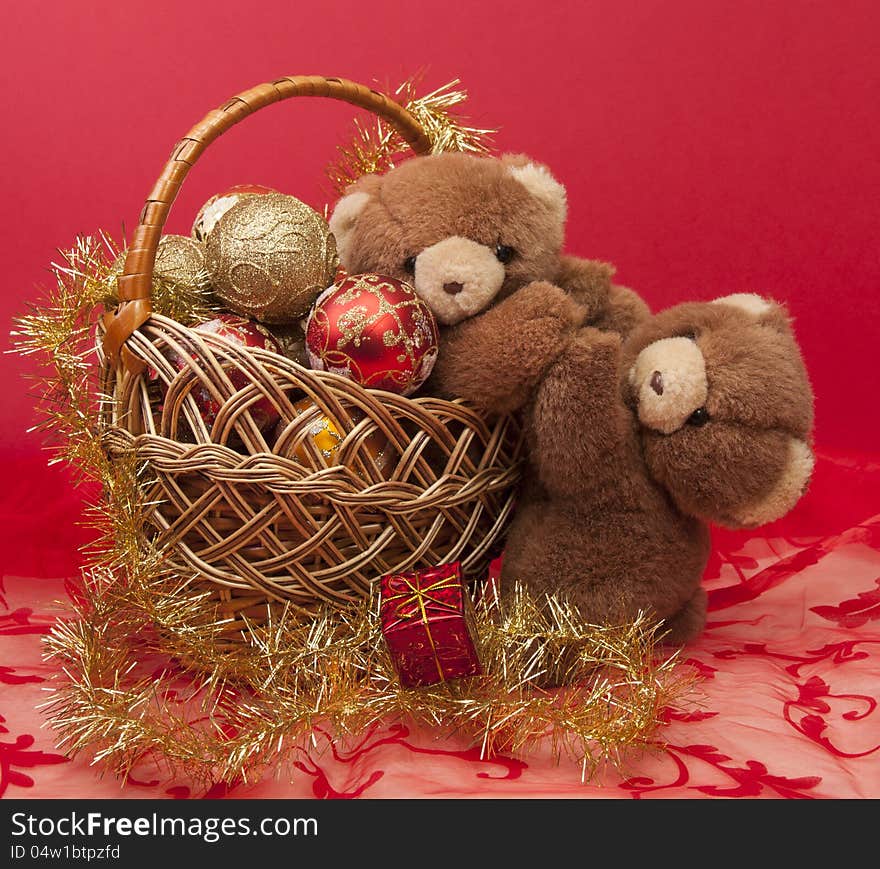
[502,154,568,224]
[728,438,815,528]
[329,175,382,267]
[711,293,776,315]
[329,192,370,267]
[711,293,793,333]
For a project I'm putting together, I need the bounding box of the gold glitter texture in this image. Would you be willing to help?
[205,193,338,324]
[108,234,216,326]
[153,234,207,287]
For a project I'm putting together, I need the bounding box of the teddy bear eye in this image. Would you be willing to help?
[686,407,710,427]
[495,244,516,265]
[403,256,416,274]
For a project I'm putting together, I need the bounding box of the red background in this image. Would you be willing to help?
[2,0,878,458]
[2,1,880,802]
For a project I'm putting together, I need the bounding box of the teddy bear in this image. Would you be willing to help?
[329,151,650,415]
[327,152,814,644]
[500,293,815,643]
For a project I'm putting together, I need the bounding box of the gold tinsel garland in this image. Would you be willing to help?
[11,234,699,788]
[326,77,497,196]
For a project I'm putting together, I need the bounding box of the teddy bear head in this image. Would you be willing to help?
[623,294,815,528]
[328,152,567,326]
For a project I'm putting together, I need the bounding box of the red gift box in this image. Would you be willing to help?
[379,562,482,688]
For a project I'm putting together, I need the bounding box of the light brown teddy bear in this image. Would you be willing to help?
[329,151,649,414]
[329,154,814,645]
[502,293,815,643]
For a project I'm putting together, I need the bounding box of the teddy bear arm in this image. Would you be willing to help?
[554,258,650,338]
[554,255,614,317]
[430,281,586,414]
[530,327,632,499]
[588,284,651,337]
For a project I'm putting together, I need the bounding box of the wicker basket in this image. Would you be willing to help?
[98,76,525,637]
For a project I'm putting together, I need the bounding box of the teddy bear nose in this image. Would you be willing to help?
[443,281,464,295]
[650,371,664,395]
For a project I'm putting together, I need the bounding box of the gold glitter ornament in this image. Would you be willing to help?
[191,184,276,242]
[154,233,208,287]
[108,234,215,325]
[205,193,338,325]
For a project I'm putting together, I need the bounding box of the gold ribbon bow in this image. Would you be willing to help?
[384,569,462,684]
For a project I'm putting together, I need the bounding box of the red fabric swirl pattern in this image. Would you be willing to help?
[1,449,878,799]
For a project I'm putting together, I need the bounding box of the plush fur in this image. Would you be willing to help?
[330,152,649,414]
[501,295,815,644]
[329,153,814,645]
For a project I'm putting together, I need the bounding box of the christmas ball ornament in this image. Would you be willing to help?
[205,193,338,325]
[157,314,282,432]
[305,274,439,396]
[153,234,208,288]
[191,184,275,242]
[274,397,394,473]
[109,235,213,325]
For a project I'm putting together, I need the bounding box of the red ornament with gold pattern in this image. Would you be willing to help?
[155,314,282,431]
[305,273,439,396]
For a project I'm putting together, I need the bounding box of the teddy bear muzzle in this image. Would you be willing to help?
[411,236,507,326]
[629,336,709,434]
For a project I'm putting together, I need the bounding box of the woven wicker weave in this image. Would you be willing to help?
[99,76,525,636]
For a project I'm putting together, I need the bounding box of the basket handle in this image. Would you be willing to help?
[103,75,433,373]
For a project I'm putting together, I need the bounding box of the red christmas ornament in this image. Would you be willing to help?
[191,184,276,242]
[156,314,282,431]
[305,273,439,396]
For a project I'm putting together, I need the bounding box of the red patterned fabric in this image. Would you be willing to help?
[1,449,878,799]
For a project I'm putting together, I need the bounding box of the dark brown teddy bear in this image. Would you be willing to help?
[501,293,815,643]
[329,151,649,413]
